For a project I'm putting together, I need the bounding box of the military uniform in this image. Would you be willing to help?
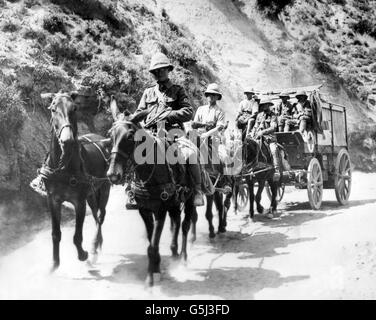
[236,98,259,133]
[294,91,312,133]
[250,99,282,180]
[276,101,296,132]
[251,109,278,143]
[136,80,193,131]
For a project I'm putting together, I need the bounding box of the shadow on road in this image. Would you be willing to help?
[83,228,312,299]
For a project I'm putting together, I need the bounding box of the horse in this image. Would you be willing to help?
[106,98,196,287]
[39,91,111,271]
[195,134,233,238]
[237,136,279,219]
[204,173,233,238]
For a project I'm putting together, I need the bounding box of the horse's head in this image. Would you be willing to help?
[42,91,79,150]
[106,96,141,184]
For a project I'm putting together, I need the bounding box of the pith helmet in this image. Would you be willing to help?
[244,87,256,94]
[259,98,274,109]
[149,52,174,73]
[279,91,290,98]
[205,83,222,100]
[295,90,308,99]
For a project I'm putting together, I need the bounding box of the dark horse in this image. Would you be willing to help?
[204,173,233,238]
[238,136,279,219]
[40,92,111,271]
[106,98,195,287]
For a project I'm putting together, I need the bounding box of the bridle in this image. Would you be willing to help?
[109,120,157,185]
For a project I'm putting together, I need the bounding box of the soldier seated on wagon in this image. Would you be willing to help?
[276,91,297,132]
[250,98,284,181]
[292,90,313,134]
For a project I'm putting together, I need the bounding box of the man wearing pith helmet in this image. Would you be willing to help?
[251,98,283,181]
[192,83,226,170]
[236,87,259,141]
[294,90,312,134]
[132,52,205,206]
[276,91,296,132]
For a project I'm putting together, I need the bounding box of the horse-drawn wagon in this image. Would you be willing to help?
[262,85,352,210]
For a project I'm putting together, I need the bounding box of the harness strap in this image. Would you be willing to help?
[81,135,110,164]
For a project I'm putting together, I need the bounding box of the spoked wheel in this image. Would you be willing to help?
[265,181,285,203]
[307,157,323,210]
[236,183,249,211]
[334,149,352,205]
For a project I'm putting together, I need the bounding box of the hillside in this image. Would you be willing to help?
[1,0,376,233]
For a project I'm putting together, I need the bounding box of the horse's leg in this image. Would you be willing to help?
[87,194,99,255]
[95,183,110,252]
[181,196,194,261]
[139,208,154,242]
[73,199,88,262]
[205,194,215,238]
[190,205,198,243]
[248,179,255,219]
[146,206,167,287]
[234,184,239,214]
[47,196,62,272]
[168,207,180,259]
[268,180,278,217]
[223,191,232,229]
[256,179,265,214]
[215,192,225,233]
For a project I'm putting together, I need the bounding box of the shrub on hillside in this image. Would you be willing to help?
[0,81,27,137]
[42,14,67,35]
[1,18,21,33]
[22,28,47,45]
[24,0,40,8]
[256,0,294,19]
[80,52,149,112]
[0,0,6,8]
[50,0,131,34]
[350,19,376,39]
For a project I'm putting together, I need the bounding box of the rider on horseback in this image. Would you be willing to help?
[131,52,205,207]
[191,83,226,166]
[250,98,283,181]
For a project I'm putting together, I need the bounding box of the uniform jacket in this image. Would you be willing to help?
[276,101,295,118]
[135,80,193,130]
[238,99,259,116]
[194,104,226,135]
[252,110,278,142]
[294,100,312,120]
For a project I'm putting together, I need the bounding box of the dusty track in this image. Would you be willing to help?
[0,171,376,299]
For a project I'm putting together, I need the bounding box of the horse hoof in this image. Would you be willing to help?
[145,275,154,288]
[90,252,99,265]
[50,262,59,273]
[209,232,216,239]
[78,251,89,261]
[266,213,274,219]
[218,227,226,234]
[257,206,265,214]
[171,253,179,260]
[153,273,162,284]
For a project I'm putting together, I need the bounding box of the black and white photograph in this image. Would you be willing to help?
[0,0,376,301]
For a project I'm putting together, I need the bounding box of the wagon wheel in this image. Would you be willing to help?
[236,183,249,211]
[334,149,352,205]
[307,157,323,210]
[265,181,285,203]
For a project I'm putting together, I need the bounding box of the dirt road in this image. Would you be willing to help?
[0,171,376,300]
